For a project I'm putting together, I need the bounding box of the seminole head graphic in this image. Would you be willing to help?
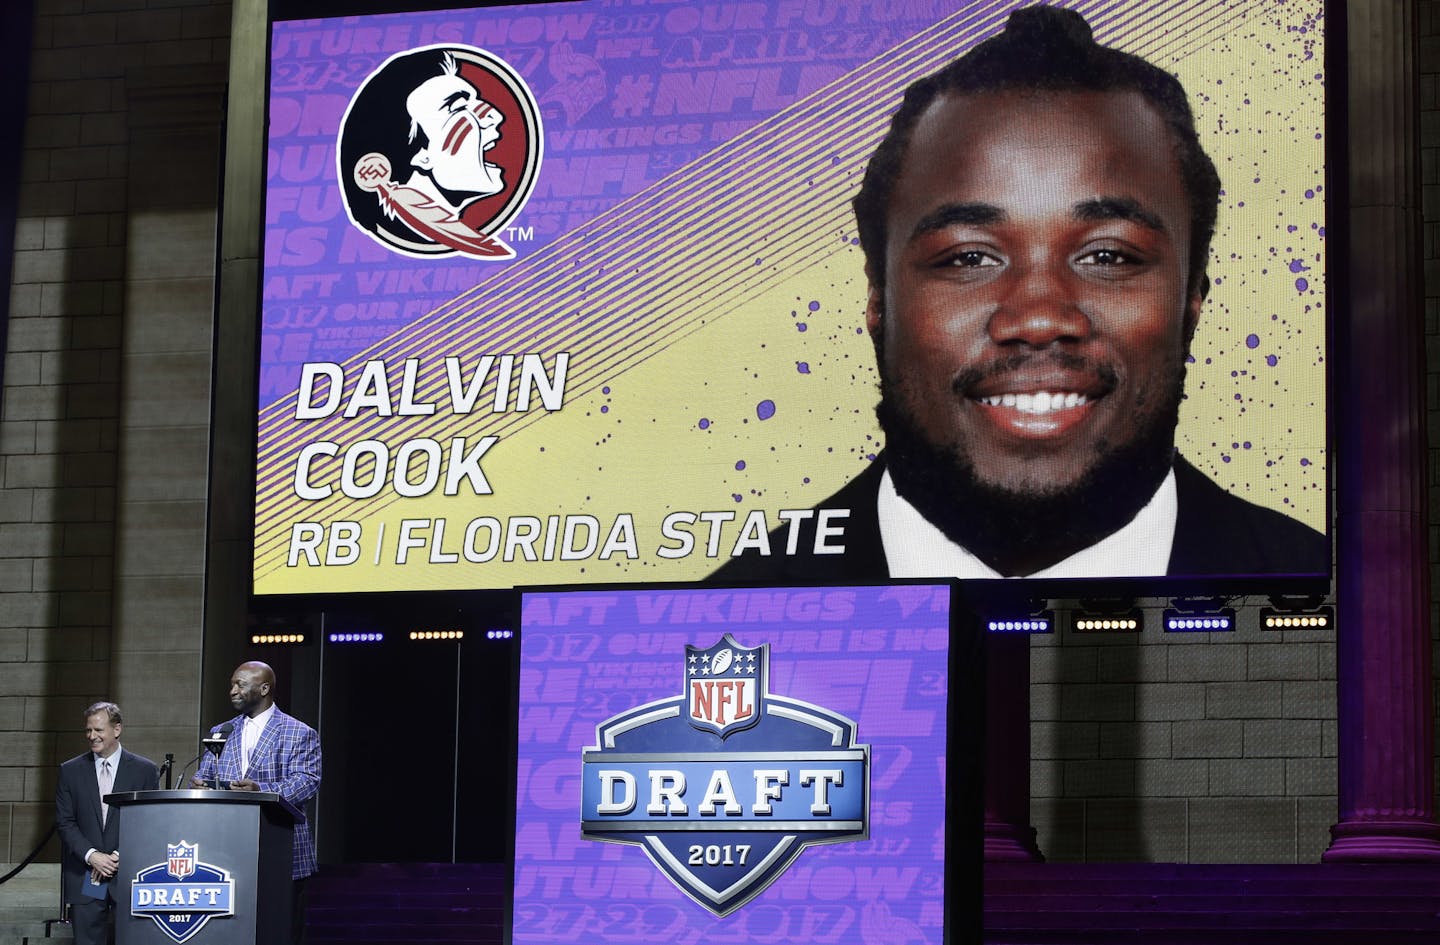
[339,45,543,260]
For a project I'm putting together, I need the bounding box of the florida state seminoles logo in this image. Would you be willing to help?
[338,45,543,260]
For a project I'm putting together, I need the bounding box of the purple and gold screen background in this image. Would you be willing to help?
[513,585,957,944]
[257,0,1327,593]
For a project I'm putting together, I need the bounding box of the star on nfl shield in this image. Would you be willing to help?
[582,633,870,916]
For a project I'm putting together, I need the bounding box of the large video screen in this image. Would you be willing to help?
[256,0,1328,594]
[512,584,971,944]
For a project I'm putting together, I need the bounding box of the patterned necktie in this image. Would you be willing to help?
[99,759,114,825]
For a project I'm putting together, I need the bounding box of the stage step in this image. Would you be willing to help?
[8,861,1438,944]
[303,861,1440,945]
[0,864,68,945]
[307,863,505,945]
[982,862,1440,944]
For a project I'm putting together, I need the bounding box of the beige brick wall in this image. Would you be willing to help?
[1,0,229,863]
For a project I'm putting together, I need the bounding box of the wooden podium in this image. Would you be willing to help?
[107,789,300,945]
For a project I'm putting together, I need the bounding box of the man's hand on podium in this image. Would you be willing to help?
[188,775,259,791]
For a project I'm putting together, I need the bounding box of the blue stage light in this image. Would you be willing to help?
[1163,599,1236,633]
[986,613,1053,634]
[328,632,384,644]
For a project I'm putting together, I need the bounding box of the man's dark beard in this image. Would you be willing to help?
[876,371,1184,577]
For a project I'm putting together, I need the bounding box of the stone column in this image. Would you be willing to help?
[203,0,268,719]
[986,632,1043,861]
[1325,0,1440,862]
[110,63,227,774]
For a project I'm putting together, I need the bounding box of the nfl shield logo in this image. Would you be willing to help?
[166,842,196,880]
[685,633,765,738]
[583,626,870,916]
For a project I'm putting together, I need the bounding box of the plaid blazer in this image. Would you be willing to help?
[197,707,321,878]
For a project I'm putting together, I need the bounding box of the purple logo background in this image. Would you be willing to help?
[515,585,957,944]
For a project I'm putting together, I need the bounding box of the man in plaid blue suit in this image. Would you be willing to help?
[194,661,320,943]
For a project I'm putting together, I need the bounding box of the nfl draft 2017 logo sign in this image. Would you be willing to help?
[130,842,235,943]
[338,44,543,260]
[582,634,870,916]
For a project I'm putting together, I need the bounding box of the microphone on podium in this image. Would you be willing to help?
[178,722,237,787]
[202,721,235,757]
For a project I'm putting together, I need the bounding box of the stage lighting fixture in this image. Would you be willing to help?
[486,629,515,640]
[409,630,465,641]
[1073,614,1143,632]
[1163,597,1235,632]
[250,633,305,645]
[1260,595,1333,631]
[327,632,384,643]
[1073,598,1143,633]
[984,613,1054,633]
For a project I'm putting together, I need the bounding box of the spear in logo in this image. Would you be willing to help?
[354,152,513,259]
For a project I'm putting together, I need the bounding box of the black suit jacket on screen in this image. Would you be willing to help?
[711,454,1328,583]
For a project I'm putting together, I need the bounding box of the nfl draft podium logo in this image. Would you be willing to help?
[582,634,870,916]
[131,842,235,943]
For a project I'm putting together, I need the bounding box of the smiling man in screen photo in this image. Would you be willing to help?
[719,4,1327,583]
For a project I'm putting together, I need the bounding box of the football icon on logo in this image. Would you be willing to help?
[338,45,543,260]
[711,648,734,674]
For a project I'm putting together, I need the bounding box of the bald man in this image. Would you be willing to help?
[194,661,321,943]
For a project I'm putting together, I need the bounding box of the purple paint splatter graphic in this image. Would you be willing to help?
[756,400,776,420]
